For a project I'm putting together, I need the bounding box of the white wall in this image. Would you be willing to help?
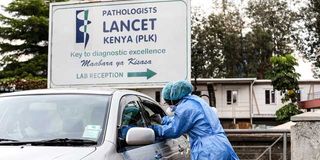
[217,84,250,118]
[252,84,280,117]
[299,83,320,101]
[196,84,251,118]
[137,81,320,119]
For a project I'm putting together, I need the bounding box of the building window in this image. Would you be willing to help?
[227,90,232,105]
[233,91,238,103]
[155,91,160,103]
[227,90,237,105]
[265,89,275,104]
[271,90,275,103]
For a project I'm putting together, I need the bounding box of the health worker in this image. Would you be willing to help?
[151,80,239,160]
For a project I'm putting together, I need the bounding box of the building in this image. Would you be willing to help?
[138,78,320,129]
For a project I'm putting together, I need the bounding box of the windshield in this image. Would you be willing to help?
[0,94,110,144]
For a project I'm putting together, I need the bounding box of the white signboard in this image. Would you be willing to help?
[49,0,190,88]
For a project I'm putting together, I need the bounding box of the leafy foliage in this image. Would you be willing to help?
[0,0,65,89]
[191,11,221,79]
[192,5,254,78]
[270,54,301,103]
[0,77,46,91]
[246,0,298,79]
[191,0,299,79]
[275,103,303,122]
[0,0,65,82]
[0,54,47,78]
[270,54,301,122]
[296,0,320,78]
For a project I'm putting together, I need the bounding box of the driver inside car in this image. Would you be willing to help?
[118,104,144,140]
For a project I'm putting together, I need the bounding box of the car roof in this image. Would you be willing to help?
[0,88,156,101]
[0,88,117,97]
[0,88,158,105]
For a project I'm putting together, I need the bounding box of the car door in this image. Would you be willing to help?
[138,96,189,160]
[117,95,162,160]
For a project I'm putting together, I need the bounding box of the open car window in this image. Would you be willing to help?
[138,96,166,125]
[121,101,145,127]
[118,95,147,150]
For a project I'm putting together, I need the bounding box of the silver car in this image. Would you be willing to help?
[0,88,189,160]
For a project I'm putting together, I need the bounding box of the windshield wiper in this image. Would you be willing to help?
[0,138,18,142]
[0,138,97,146]
[30,138,97,146]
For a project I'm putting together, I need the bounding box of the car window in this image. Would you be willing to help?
[121,101,145,127]
[139,96,166,125]
[0,94,109,144]
[118,95,146,144]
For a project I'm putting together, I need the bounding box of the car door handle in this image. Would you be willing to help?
[155,151,163,159]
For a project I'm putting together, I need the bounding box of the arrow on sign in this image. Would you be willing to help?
[127,69,157,79]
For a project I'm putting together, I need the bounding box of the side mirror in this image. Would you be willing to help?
[126,127,155,145]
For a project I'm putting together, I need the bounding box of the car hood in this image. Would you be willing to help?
[0,146,96,160]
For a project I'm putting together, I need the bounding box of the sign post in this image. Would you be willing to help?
[49,0,190,88]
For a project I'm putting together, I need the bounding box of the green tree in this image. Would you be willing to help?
[0,0,65,88]
[296,0,320,78]
[270,54,302,122]
[243,27,273,78]
[246,0,299,79]
[219,10,247,78]
[191,0,299,79]
[191,7,248,78]
[191,10,210,80]
[200,13,225,78]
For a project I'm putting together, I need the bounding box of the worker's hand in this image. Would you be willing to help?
[166,107,174,116]
[150,114,162,124]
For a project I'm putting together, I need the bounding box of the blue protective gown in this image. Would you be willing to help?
[152,95,239,160]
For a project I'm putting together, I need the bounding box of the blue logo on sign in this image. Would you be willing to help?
[76,10,91,48]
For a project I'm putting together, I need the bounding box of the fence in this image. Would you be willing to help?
[225,129,290,160]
